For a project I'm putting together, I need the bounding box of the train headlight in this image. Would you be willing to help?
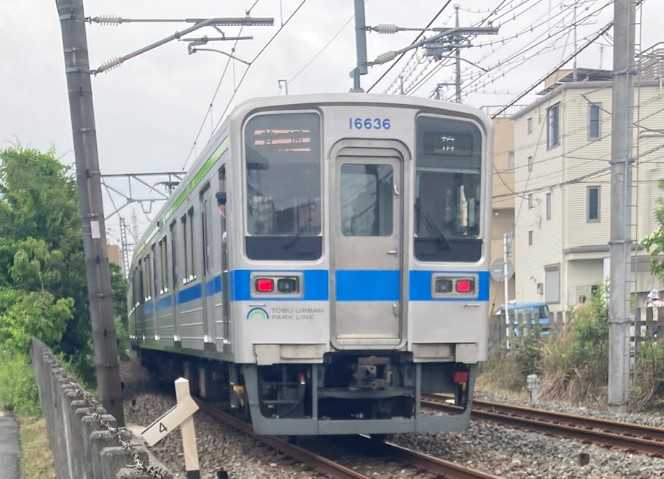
[277,277,299,294]
[255,277,275,293]
[434,278,454,293]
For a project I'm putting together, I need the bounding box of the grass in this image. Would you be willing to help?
[18,416,55,479]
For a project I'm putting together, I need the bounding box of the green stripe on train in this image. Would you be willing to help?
[134,136,230,258]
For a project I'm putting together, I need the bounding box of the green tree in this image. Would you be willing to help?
[642,184,664,277]
[0,146,110,382]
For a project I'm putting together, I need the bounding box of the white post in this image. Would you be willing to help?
[175,378,200,479]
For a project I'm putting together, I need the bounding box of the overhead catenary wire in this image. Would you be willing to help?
[366,0,455,93]
[181,0,265,171]
[288,15,354,84]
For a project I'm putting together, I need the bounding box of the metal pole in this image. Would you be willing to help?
[352,0,367,92]
[608,0,636,410]
[454,4,462,103]
[55,0,125,424]
[573,3,578,80]
[503,232,511,348]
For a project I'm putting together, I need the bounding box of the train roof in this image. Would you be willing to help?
[130,93,490,266]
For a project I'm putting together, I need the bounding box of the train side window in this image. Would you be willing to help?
[158,236,168,293]
[170,221,177,289]
[200,184,210,275]
[151,244,158,298]
[187,207,196,279]
[181,213,189,282]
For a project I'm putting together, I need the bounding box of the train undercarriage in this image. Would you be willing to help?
[139,348,475,435]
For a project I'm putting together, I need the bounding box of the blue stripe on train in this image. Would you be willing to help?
[142,269,490,315]
[335,270,400,301]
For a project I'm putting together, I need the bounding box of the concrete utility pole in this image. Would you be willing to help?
[55,0,125,423]
[454,5,462,103]
[608,0,636,409]
[352,0,368,92]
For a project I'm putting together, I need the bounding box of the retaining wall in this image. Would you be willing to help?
[31,339,173,479]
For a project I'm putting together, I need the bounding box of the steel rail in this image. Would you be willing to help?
[200,401,500,478]
[350,435,501,479]
[198,402,370,479]
[423,395,664,457]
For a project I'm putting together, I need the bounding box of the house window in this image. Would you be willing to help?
[588,103,601,140]
[507,150,515,170]
[547,103,560,149]
[545,265,560,304]
[528,194,534,209]
[546,192,551,220]
[527,155,533,173]
[527,117,533,135]
[528,230,533,246]
[587,186,600,222]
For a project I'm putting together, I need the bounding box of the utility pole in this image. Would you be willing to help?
[608,0,636,410]
[352,0,368,92]
[55,0,125,423]
[454,4,462,103]
[503,232,512,340]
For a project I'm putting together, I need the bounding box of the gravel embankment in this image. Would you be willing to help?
[393,417,664,479]
[475,388,664,428]
[125,392,325,479]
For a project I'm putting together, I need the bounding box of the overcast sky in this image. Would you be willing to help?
[2,0,663,244]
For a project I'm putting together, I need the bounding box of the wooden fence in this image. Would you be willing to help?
[489,306,664,358]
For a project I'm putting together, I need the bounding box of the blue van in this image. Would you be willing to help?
[495,302,551,337]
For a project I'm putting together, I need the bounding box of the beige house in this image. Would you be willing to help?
[488,114,516,315]
[511,63,664,318]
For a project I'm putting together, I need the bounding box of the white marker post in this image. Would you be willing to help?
[141,377,201,479]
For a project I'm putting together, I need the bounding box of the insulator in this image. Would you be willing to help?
[96,57,122,74]
[91,15,122,26]
[373,24,399,34]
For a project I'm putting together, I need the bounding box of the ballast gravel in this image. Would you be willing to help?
[124,392,325,479]
[393,416,664,479]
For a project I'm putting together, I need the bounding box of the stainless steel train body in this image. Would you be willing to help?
[128,94,492,435]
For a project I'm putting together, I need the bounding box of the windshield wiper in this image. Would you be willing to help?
[416,203,451,250]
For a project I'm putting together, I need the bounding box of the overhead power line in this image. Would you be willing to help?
[366,0,454,92]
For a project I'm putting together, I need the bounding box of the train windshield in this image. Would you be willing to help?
[414,116,482,262]
[244,112,322,260]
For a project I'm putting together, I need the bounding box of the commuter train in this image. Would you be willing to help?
[128,94,492,435]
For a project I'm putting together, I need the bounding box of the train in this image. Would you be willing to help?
[128,93,492,435]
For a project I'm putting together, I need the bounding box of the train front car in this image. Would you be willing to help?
[230,95,492,435]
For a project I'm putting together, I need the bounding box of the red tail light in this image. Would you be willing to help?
[455,278,475,294]
[453,371,469,385]
[255,278,275,293]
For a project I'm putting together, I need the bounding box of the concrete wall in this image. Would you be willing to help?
[31,339,173,479]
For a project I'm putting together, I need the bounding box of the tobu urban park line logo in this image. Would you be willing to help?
[246,306,269,320]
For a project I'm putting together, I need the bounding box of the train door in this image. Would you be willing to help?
[332,149,404,348]
[200,183,215,344]
[218,166,231,352]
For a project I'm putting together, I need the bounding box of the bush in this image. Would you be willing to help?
[539,291,608,403]
[0,351,40,416]
[632,341,664,409]
[479,349,527,391]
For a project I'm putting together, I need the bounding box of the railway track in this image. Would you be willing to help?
[423,395,664,457]
[198,401,499,479]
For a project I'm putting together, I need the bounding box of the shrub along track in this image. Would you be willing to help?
[198,401,500,479]
[423,395,664,457]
